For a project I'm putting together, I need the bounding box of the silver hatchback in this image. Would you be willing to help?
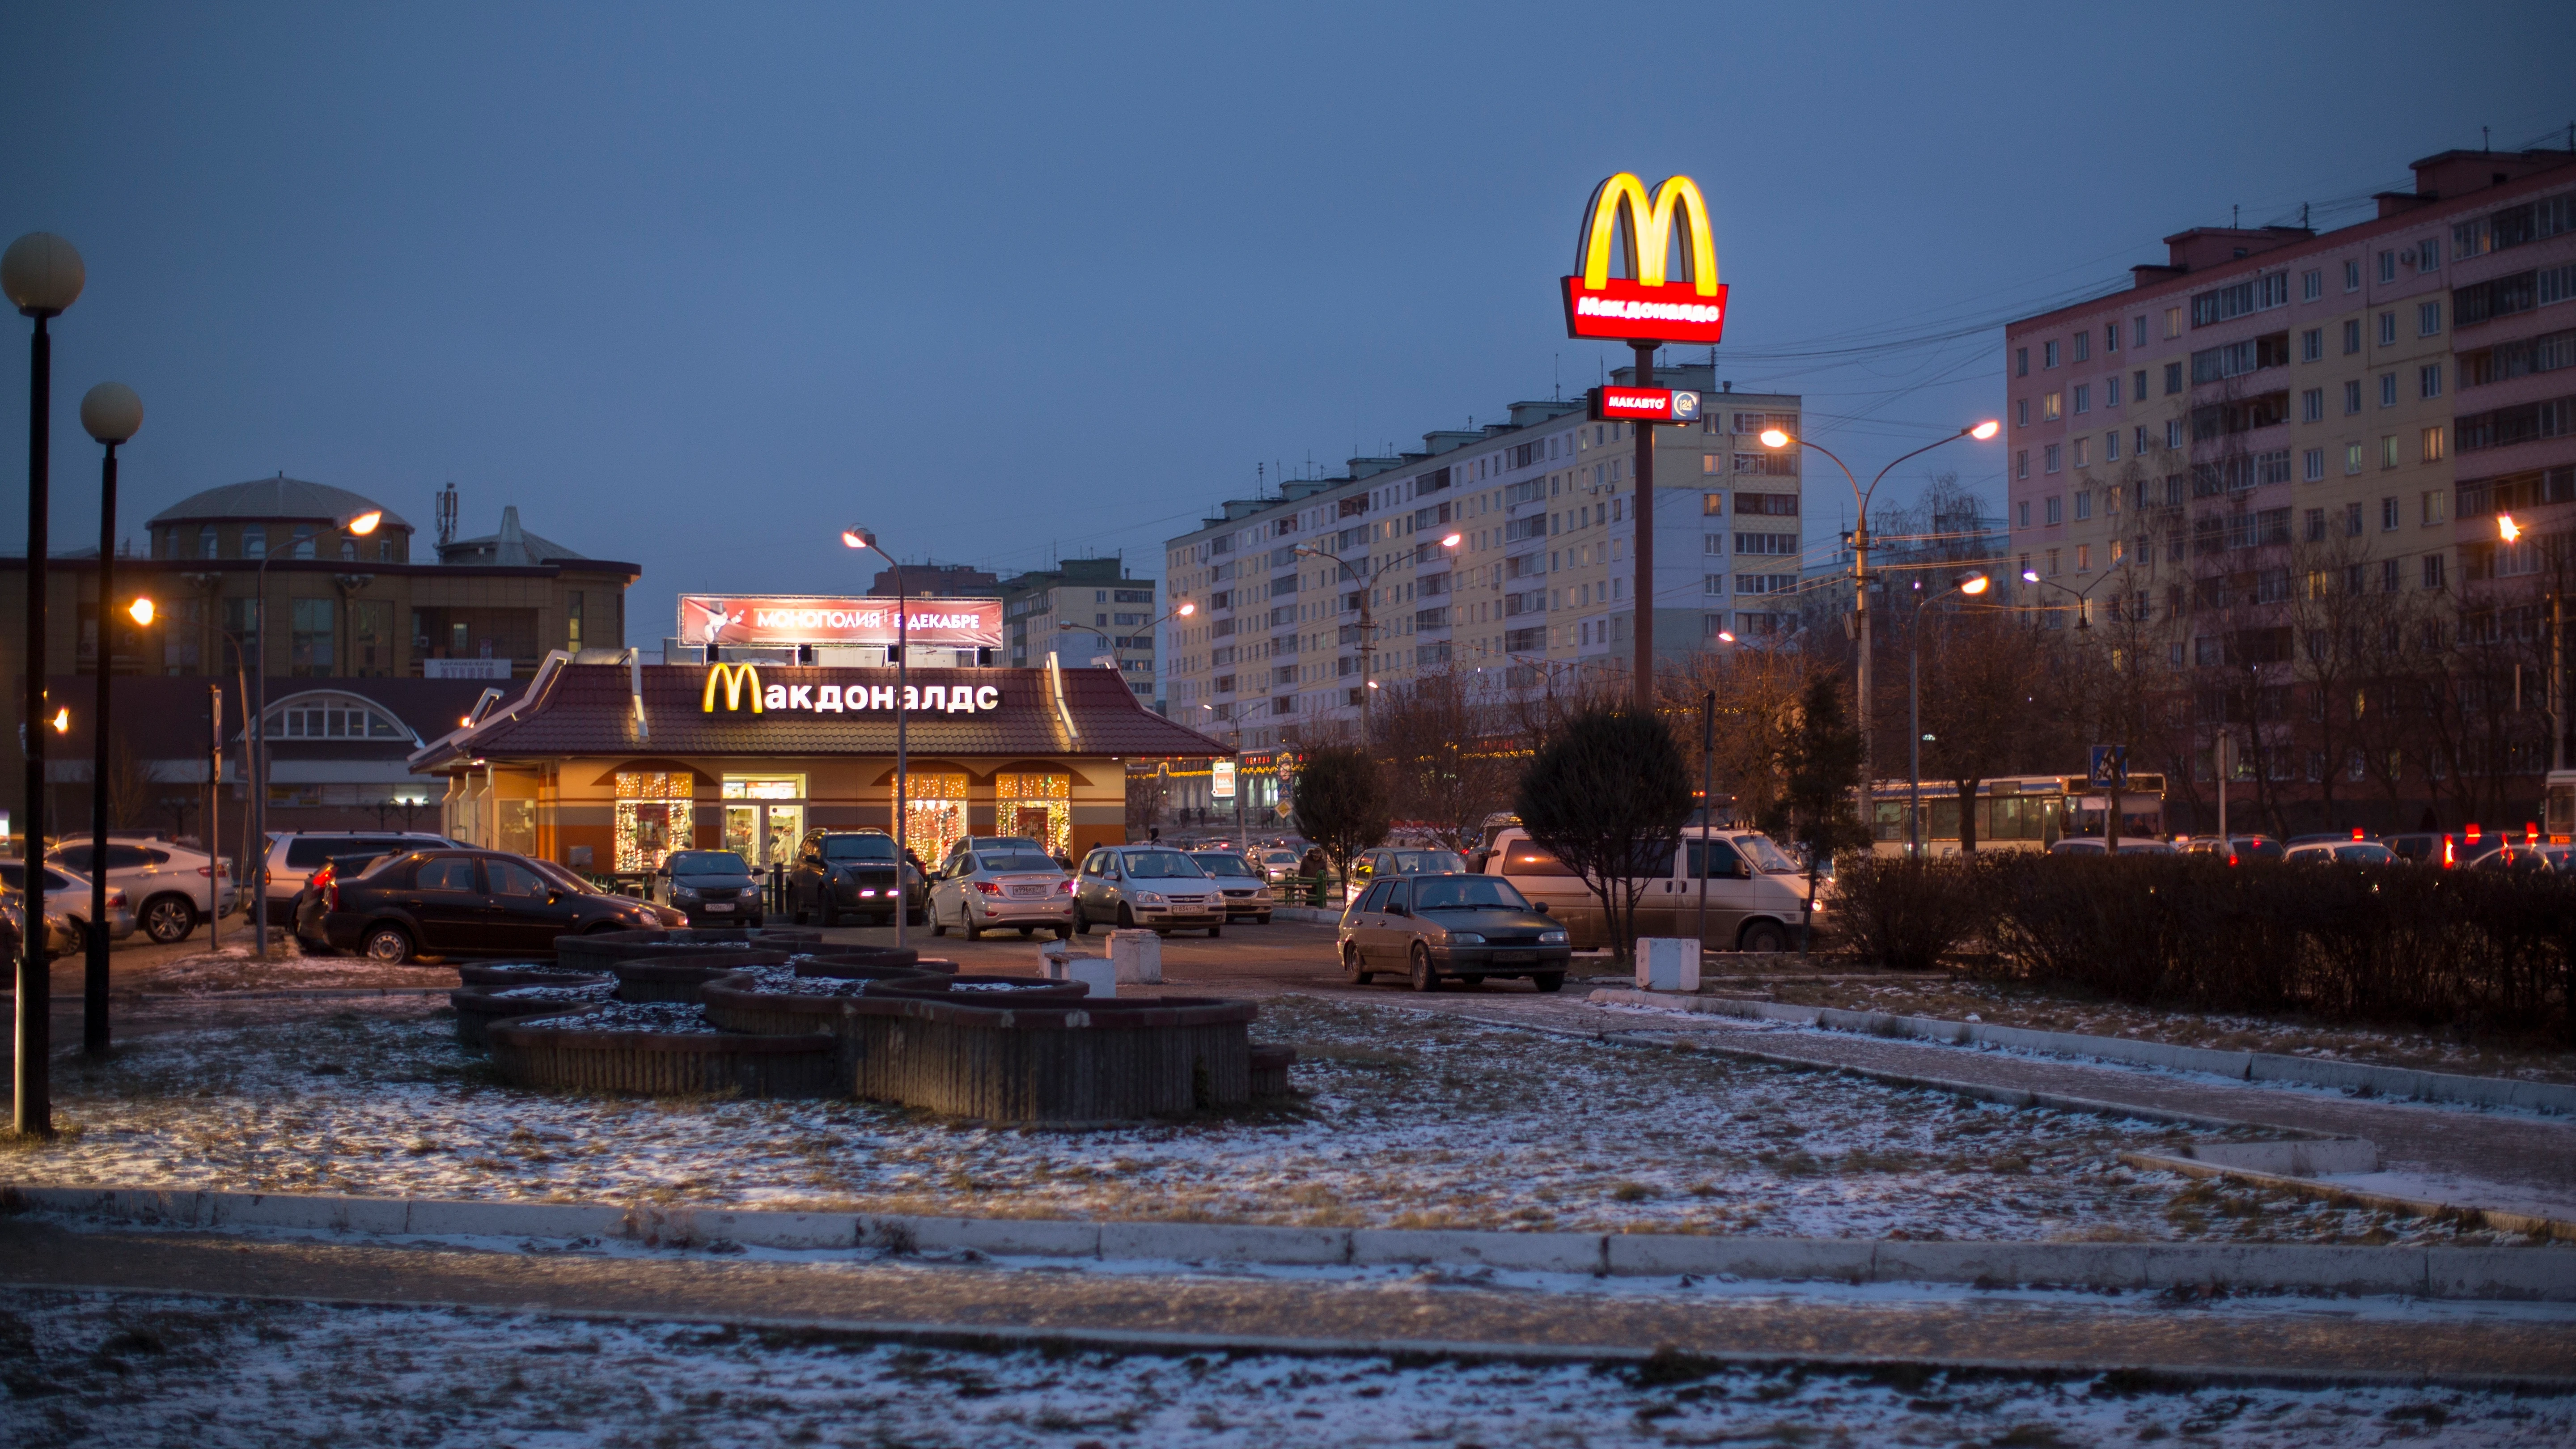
[1069,845,1225,936]
[928,843,1074,940]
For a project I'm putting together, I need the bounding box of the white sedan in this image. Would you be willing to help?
[0,860,136,951]
[928,844,1074,941]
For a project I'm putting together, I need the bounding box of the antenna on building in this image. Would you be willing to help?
[1554,353,1561,400]
[2302,202,2309,229]
[435,482,458,548]
[2483,125,2491,153]
[2231,204,2239,229]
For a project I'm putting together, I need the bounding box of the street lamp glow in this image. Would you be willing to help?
[50,707,69,733]
[1175,601,1196,617]
[1758,428,1790,449]
[841,526,872,550]
[1716,630,1737,643]
[2021,569,2040,583]
[343,509,382,537]
[127,597,153,626]
[2499,513,2521,542]
[1959,574,1991,595]
[1969,420,2000,441]
[1441,532,1462,548]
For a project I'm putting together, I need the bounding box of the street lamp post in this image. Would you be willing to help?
[1762,420,1997,822]
[2500,513,2563,772]
[2021,567,2127,847]
[843,527,916,948]
[1294,531,1459,741]
[6,231,84,1139]
[1906,573,1991,857]
[246,507,383,957]
[78,381,142,1057]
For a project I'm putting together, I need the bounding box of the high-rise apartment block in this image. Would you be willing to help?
[996,557,1159,698]
[1159,363,1804,755]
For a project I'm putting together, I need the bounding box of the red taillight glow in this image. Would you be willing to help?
[2352,827,2364,841]
[1056,878,1075,894]
[312,863,342,911]
[975,880,1004,897]
[2468,823,2483,843]
[2442,835,2457,868]
[2227,853,2240,868]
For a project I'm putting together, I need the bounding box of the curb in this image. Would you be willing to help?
[1589,988,2576,1115]
[8,1184,2573,1301]
[2122,1152,2576,1244]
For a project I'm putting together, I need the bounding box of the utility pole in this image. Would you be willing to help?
[1631,342,1656,705]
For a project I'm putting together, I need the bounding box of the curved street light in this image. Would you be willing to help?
[1906,572,1990,857]
[1293,531,1461,738]
[841,525,917,949]
[1760,420,2000,816]
[78,381,142,1056]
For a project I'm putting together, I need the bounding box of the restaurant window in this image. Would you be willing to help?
[721,774,805,868]
[614,770,695,873]
[568,590,585,651]
[901,771,972,864]
[996,770,1073,857]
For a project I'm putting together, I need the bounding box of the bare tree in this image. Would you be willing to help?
[1918,607,2055,852]
[1369,667,1517,850]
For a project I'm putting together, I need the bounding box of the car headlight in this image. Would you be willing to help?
[671,886,700,899]
[1133,890,1168,907]
[1445,931,1485,945]
[1538,929,1568,945]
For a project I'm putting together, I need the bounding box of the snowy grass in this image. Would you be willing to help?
[6,995,2548,1245]
[3,1288,2568,1448]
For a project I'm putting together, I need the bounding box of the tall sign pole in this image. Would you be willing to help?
[1560,174,1726,708]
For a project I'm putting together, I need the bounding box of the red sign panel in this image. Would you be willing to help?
[1590,386,1703,423]
[1561,276,1729,343]
[679,595,1004,649]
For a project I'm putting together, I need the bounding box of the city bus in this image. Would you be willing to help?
[1867,773,2167,856]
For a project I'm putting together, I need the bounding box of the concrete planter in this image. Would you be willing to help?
[453,964,611,988]
[854,995,1258,1123]
[553,927,819,975]
[449,984,613,1048]
[487,1011,839,1098]
[607,950,797,1004]
[1248,1043,1296,1098]
[859,974,1094,1005]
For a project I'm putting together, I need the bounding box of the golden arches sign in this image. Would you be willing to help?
[703,662,763,713]
[1561,172,1728,343]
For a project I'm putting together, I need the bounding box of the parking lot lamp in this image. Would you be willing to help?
[78,381,142,1057]
[1763,420,1998,822]
[1907,573,1988,857]
[2500,514,2563,771]
[843,526,909,948]
[7,230,84,1138]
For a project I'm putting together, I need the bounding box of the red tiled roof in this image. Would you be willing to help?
[410,663,1229,771]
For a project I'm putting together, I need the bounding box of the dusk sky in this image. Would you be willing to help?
[5,2,2571,647]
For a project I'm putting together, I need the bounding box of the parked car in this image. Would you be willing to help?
[1350,847,1468,883]
[2046,837,2180,856]
[1338,872,1571,992]
[0,890,77,960]
[51,839,234,943]
[927,842,1073,940]
[2383,831,2445,864]
[655,849,767,927]
[2281,840,2399,865]
[1255,847,1303,883]
[2464,840,2557,875]
[1189,850,1276,924]
[1069,845,1225,936]
[2176,835,2286,864]
[255,831,458,925]
[1480,826,1816,953]
[0,860,135,950]
[784,830,925,927]
[300,847,669,962]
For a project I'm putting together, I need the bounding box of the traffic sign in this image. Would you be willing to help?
[2087,746,2129,787]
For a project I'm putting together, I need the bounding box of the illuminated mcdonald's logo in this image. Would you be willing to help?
[703,662,763,713]
[1560,172,1728,344]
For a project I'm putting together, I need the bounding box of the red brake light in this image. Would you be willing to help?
[313,862,341,911]
[1056,878,1075,894]
[2227,853,2239,868]
[2352,827,2364,841]
[975,880,1003,897]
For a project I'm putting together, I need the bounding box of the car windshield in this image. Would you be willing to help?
[666,851,750,874]
[1193,855,1257,877]
[977,853,1058,873]
[1731,834,1800,873]
[529,859,598,894]
[823,836,897,862]
[1120,851,1206,879]
[1264,851,1297,863]
[1414,877,1532,911]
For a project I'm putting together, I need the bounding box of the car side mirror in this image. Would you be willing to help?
[546,889,563,905]
[1533,901,1550,914]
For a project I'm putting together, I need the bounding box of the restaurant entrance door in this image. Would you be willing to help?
[721,775,806,868]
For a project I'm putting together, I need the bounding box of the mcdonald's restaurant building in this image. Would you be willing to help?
[408,657,1230,873]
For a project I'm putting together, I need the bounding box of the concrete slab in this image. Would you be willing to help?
[1097,1220,1347,1264]
[1347,1228,1603,1274]
[1603,1234,1873,1282]
[403,1199,626,1240]
[2143,1243,2424,1297]
[1872,1240,2155,1290]
[871,1214,1104,1259]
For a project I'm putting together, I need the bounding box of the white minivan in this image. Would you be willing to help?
[1481,826,1821,953]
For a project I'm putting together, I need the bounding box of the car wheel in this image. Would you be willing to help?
[931,908,947,937]
[140,893,198,944]
[1739,920,1790,954]
[1117,903,1135,930]
[1408,942,1438,993]
[820,892,839,928]
[1208,924,1222,938]
[1072,902,1090,936]
[1533,972,1565,993]
[1256,914,1271,925]
[1343,942,1372,985]
[62,917,89,954]
[961,905,981,942]
[362,924,414,964]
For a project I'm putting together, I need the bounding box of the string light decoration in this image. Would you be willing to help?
[994,770,1072,856]
[614,770,694,871]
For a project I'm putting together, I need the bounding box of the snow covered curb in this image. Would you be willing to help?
[10,1184,2575,1300]
[2124,1149,2576,1243]
[1591,988,2576,1115]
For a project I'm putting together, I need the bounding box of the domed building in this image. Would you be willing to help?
[6,474,638,860]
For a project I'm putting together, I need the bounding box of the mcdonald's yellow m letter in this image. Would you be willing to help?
[703,662,763,713]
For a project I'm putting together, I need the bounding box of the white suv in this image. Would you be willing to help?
[258,831,459,925]
[51,839,237,944]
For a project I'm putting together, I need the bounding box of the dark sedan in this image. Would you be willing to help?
[1337,872,1571,993]
[301,848,668,962]
[785,829,926,927]
[657,849,767,926]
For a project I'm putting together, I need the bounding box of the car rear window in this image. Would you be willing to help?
[285,836,375,868]
[978,853,1057,873]
[1500,846,1572,877]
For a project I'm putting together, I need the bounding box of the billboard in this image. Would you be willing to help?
[1589,386,1701,423]
[678,595,1004,650]
[1560,172,1728,344]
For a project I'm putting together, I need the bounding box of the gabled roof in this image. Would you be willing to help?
[410,662,1230,771]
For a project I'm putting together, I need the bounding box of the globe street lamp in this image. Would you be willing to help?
[6,230,85,1138]
[842,526,915,948]
[246,506,382,956]
[1906,572,1990,857]
[78,381,141,1057]
[1761,419,1998,820]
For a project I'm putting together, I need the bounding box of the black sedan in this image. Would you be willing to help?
[657,849,767,927]
[785,829,926,928]
[301,848,669,962]
[1337,872,1572,993]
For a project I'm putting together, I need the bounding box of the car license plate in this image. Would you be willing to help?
[1009,885,1046,898]
[1496,950,1533,964]
[704,902,734,913]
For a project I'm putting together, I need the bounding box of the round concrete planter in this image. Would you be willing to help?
[454,963,612,988]
[1249,1043,1296,1098]
[553,927,820,975]
[852,995,1259,1123]
[859,974,1090,1004]
[450,982,614,1049]
[487,1006,838,1098]
[607,950,797,1004]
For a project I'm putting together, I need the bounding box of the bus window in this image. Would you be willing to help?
[1929,798,1961,840]
[1991,795,2026,840]
[1872,802,1905,842]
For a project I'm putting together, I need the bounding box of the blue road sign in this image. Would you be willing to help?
[2088,745,2128,787]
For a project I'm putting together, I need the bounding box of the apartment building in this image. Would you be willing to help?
[1159,364,1806,755]
[2005,143,2576,805]
[996,557,1159,699]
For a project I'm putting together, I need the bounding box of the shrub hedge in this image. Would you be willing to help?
[1826,852,2576,1040]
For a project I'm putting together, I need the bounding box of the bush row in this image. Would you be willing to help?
[1827,853,2576,1040]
